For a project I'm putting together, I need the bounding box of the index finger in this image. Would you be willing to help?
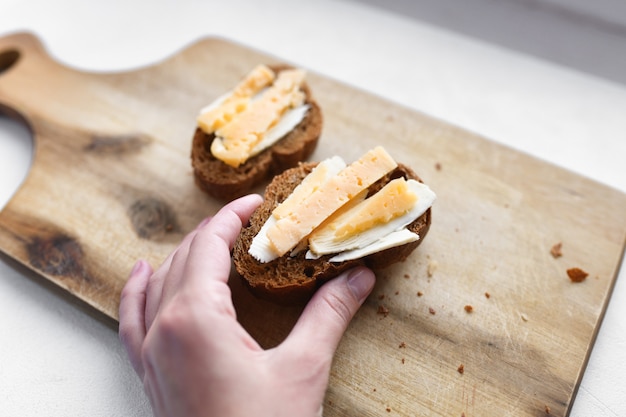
[183,194,262,287]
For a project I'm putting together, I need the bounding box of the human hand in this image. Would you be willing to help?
[118,194,376,417]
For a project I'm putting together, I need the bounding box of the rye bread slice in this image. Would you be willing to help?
[233,162,432,305]
[191,65,322,201]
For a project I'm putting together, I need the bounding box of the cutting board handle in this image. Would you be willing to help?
[0,31,86,134]
[0,32,47,76]
[0,31,56,86]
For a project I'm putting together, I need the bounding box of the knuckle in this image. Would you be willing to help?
[117,320,134,344]
[320,288,354,326]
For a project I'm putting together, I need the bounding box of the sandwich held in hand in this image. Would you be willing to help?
[233,146,436,304]
[191,64,322,200]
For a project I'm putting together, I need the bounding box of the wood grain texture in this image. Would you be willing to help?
[1,32,625,417]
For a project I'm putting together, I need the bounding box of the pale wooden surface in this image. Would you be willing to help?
[0,32,625,417]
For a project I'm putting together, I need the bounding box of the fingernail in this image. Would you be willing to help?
[346,267,375,303]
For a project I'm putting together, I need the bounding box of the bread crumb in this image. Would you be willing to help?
[399,342,406,348]
[429,307,436,315]
[377,305,390,317]
[417,291,423,297]
[484,292,491,299]
[427,260,438,277]
[386,407,391,412]
[403,273,410,279]
[567,267,588,283]
[521,313,528,322]
[435,162,442,171]
[378,294,385,300]
[457,364,464,374]
[545,404,551,414]
[550,242,563,258]
[401,358,405,364]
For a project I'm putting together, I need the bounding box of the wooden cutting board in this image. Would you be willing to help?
[1,32,625,417]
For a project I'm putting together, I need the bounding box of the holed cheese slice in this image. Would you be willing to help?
[197,64,275,133]
[210,69,307,167]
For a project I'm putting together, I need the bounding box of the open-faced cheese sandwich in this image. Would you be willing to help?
[233,146,436,304]
[191,64,322,200]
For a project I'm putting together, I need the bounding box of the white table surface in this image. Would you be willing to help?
[1,1,625,416]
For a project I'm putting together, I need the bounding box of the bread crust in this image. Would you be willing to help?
[233,162,432,304]
[191,65,322,200]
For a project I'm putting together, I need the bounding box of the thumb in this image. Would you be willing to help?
[284,267,376,357]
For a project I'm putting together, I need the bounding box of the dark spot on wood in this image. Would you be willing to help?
[84,133,151,155]
[128,197,178,240]
[27,234,89,280]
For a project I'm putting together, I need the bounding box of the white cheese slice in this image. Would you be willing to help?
[248,104,310,157]
[247,215,279,263]
[308,179,435,256]
[326,229,420,263]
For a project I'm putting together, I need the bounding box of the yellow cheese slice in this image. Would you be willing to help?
[309,177,417,245]
[272,156,346,220]
[307,179,436,257]
[248,156,345,263]
[210,68,307,167]
[232,64,275,98]
[197,64,275,134]
[265,146,397,256]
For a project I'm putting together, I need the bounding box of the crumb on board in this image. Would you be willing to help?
[403,273,410,279]
[427,260,438,277]
[550,242,563,258]
[464,305,473,313]
[429,307,436,315]
[567,267,588,283]
[417,291,423,297]
[401,358,405,364]
[521,313,529,322]
[485,292,491,299]
[457,364,464,374]
[378,294,385,300]
[545,404,551,414]
[399,342,406,349]
[377,305,390,317]
[386,407,392,412]
[435,162,442,171]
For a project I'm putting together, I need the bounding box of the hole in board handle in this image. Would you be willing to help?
[0,50,33,210]
[0,49,21,75]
